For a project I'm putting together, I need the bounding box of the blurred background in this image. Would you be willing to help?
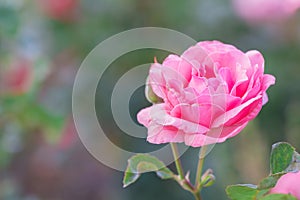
[0,0,300,199]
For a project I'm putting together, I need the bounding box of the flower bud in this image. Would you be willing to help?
[145,77,163,104]
[201,169,216,188]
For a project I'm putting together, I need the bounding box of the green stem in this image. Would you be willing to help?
[195,145,208,190]
[170,143,185,179]
[170,143,206,200]
[193,192,202,200]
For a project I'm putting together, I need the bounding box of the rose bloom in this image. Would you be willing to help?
[137,41,275,147]
[269,171,300,198]
[232,0,300,23]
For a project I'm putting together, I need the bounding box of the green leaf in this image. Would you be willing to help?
[123,154,174,188]
[270,142,295,174]
[258,173,284,190]
[260,194,297,200]
[226,184,258,200]
[256,189,271,199]
[226,142,300,200]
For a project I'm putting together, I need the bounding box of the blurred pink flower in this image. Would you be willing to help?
[232,0,300,23]
[37,0,79,21]
[4,58,33,95]
[138,41,275,147]
[269,171,300,198]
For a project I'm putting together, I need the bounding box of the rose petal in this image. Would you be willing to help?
[147,121,185,144]
[184,123,247,147]
[149,104,209,134]
[212,95,262,127]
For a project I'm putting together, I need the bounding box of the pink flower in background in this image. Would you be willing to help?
[137,41,275,147]
[232,0,300,23]
[37,0,79,21]
[269,171,300,198]
[3,58,33,95]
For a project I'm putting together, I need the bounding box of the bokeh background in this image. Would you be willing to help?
[1,0,300,199]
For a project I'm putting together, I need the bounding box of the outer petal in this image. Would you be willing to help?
[262,74,276,91]
[212,95,262,127]
[197,41,237,53]
[137,105,186,144]
[171,103,213,128]
[246,50,264,71]
[149,104,209,134]
[137,106,152,127]
[147,121,185,144]
[262,92,269,105]
[184,123,248,147]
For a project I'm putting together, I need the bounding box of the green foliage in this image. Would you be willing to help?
[226,142,300,200]
[123,154,174,188]
[270,142,295,174]
[259,194,297,200]
[258,174,283,190]
[226,184,258,200]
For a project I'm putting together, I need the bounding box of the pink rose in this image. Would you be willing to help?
[137,41,275,147]
[232,0,300,23]
[269,171,300,198]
